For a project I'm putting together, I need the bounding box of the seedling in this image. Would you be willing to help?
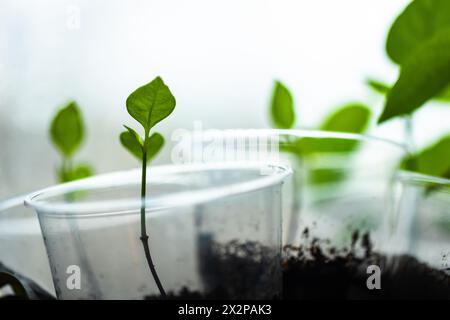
[366,0,450,179]
[50,101,94,182]
[269,80,371,161]
[120,76,176,297]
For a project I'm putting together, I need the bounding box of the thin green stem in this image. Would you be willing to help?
[140,150,166,298]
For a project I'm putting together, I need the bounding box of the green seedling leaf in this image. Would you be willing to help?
[126,76,176,133]
[270,80,295,129]
[146,132,165,162]
[402,135,450,178]
[379,31,450,123]
[281,104,370,156]
[281,104,370,187]
[386,0,450,65]
[320,103,371,134]
[120,128,164,162]
[367,78,450,102]
[309,168,347,186]
[58,163,94,183]
[367,79,390,95]
[50,101,84,158]
[120,126,144,160]
[70,164,94,181]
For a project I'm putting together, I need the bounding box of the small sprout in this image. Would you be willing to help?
[49,101,94,183]
[120,76,176,298]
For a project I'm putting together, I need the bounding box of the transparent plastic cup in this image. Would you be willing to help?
[180,129,408,299]
[25,162,291,300]
[0,196,54,297]
[390,172,450,271]
[179,129,406,250]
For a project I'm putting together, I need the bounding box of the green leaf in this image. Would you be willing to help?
[379,31,450,123]
[281,104,371,157]
[367,78,450,102]
[120,129,164,163]
[320,103,371,134]
[270,80,295,129]
[58,163,94,183]
[367,79,390,95]
[126,76,176,133]
[309,168,347,186]
[146,132,165,162]
[70,164,94,181]
[50,101,84,158]
[120,127,144,160]
[402,135,450,178]
[386,0,450,65]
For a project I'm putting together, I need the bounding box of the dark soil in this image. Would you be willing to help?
[148,230,450,300]
[283,229,450,300]
[3,232,449,300]
[146,239,280,300]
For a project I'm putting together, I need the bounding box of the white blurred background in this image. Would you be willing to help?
[1,0,449,198]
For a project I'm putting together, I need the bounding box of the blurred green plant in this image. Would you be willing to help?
[402,135,450,179]
[120,76,176,298]
[49,101,94,183]
[270,81,295,129]
[378,0,450,123]
[367,0,450,180]
[270,80,371,185]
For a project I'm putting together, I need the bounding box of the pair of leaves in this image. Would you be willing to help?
[379,0,450,123]
[50,101,94,182]
[120,77,175,161]
[120,128,164,162]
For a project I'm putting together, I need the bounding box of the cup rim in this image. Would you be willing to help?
[24,161,292,217]
[397,170,450,187]
[187,128,407,151]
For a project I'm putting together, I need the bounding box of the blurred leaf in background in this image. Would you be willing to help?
[50,101,84,158]
[378,0,450,123]
[49,101,94,183]
[283,103,371,155]
[367,78,450,103]
[379,31,450,123]
[386,0,450,65]
[269,80,372,185]
[402,135,450,178]
[270,80,295,129]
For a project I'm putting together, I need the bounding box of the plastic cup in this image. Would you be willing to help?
[179,129,409,299]
[389,171,450,270]
[25,162,291,300]
[177,129,406,251]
